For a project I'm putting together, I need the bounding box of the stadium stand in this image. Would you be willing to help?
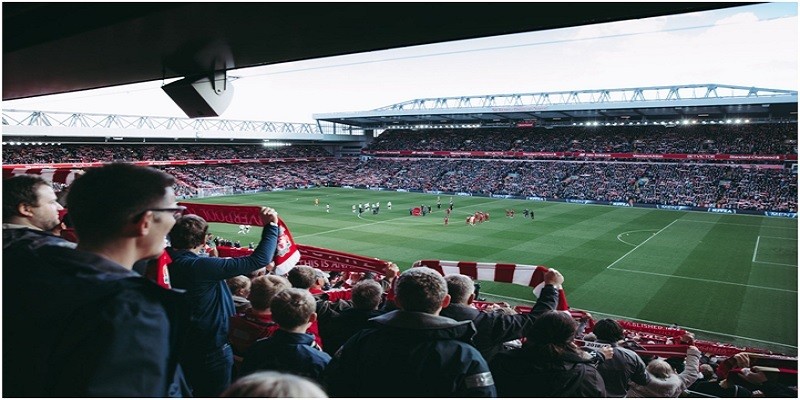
[3,123,797,397]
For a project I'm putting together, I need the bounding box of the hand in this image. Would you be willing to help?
[733,353,751,368]
[260,207,279,225]
[384,263,400,279]
[544,269,564,286]
[680,332,695,345]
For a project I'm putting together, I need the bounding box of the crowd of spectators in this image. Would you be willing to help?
[3,124,796,213]
[5,162,797,398]
[1,144,331,164]
[163,159,796,212]
[366,124,798,154]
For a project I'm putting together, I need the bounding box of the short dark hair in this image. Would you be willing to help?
[66,164,175,243]
[2,175,50,220]
[169,215,208,249]
[592,318,624,342]
[249,275,291,310]
[287,265,316,289]
[395,267,447,314]
[270,288,315,329]
[351,280,382,310]
[526,311,580,362]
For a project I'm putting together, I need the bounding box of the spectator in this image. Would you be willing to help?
[689,362,756,397]
[322,279,385,356]
[167,208,279,397]
[2,175,67,249]
[221,371,327,398]
[490,310,612,397]
[440,270,561,362]
[719,352,796,397]
[287,264,317,289]
[325,267,496,397]
[286,265,348,350]
[227,275,253,313]
[228,275,291,357]
[240,288,331,382]
[591,318,651,397]
[627,345,702,397]
[4,163,189,396]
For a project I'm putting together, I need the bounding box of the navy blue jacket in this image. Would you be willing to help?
[440,284,559,362]
[167,223,278,350]
[325,310,497,397]
[321,307,384,356]
[3,234,190,397]
[240,329,331,383]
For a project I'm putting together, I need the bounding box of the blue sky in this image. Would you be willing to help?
[4,3,797,124]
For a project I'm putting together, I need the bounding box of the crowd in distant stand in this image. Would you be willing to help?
[1,144,332,164]
[3,125,796,212]
[160,159,796,212]
[366,124,798,154]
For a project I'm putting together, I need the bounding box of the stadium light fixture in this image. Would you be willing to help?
[745,119,750,123]
[734,119,742,124]
[726,119,732,124]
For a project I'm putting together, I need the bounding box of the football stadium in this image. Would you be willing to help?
[3,3,798,398]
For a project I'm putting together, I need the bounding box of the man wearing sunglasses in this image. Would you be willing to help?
[4,163,190,397]
[166,207,279,397]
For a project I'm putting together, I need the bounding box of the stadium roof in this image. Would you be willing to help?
[313,84,799,129]
[4,3,746,101]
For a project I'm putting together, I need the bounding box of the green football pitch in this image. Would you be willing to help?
[189,187,798,355]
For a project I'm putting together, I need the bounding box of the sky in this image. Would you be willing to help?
[3,3,797,124]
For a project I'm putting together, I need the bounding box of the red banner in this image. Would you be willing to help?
[360,150,796,162]
[179,202,267,226]
[179,202,301,273]
[216,244,391,275]
[1,157,335,171]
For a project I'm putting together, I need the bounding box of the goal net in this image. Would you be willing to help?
[196,186,234,198]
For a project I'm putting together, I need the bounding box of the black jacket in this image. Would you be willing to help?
[440,284,559,361]
[490,346,607,397]
[321,307,384,356]
[324,310,496,397]
[595,341,650,397]
[3,239,190,397]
